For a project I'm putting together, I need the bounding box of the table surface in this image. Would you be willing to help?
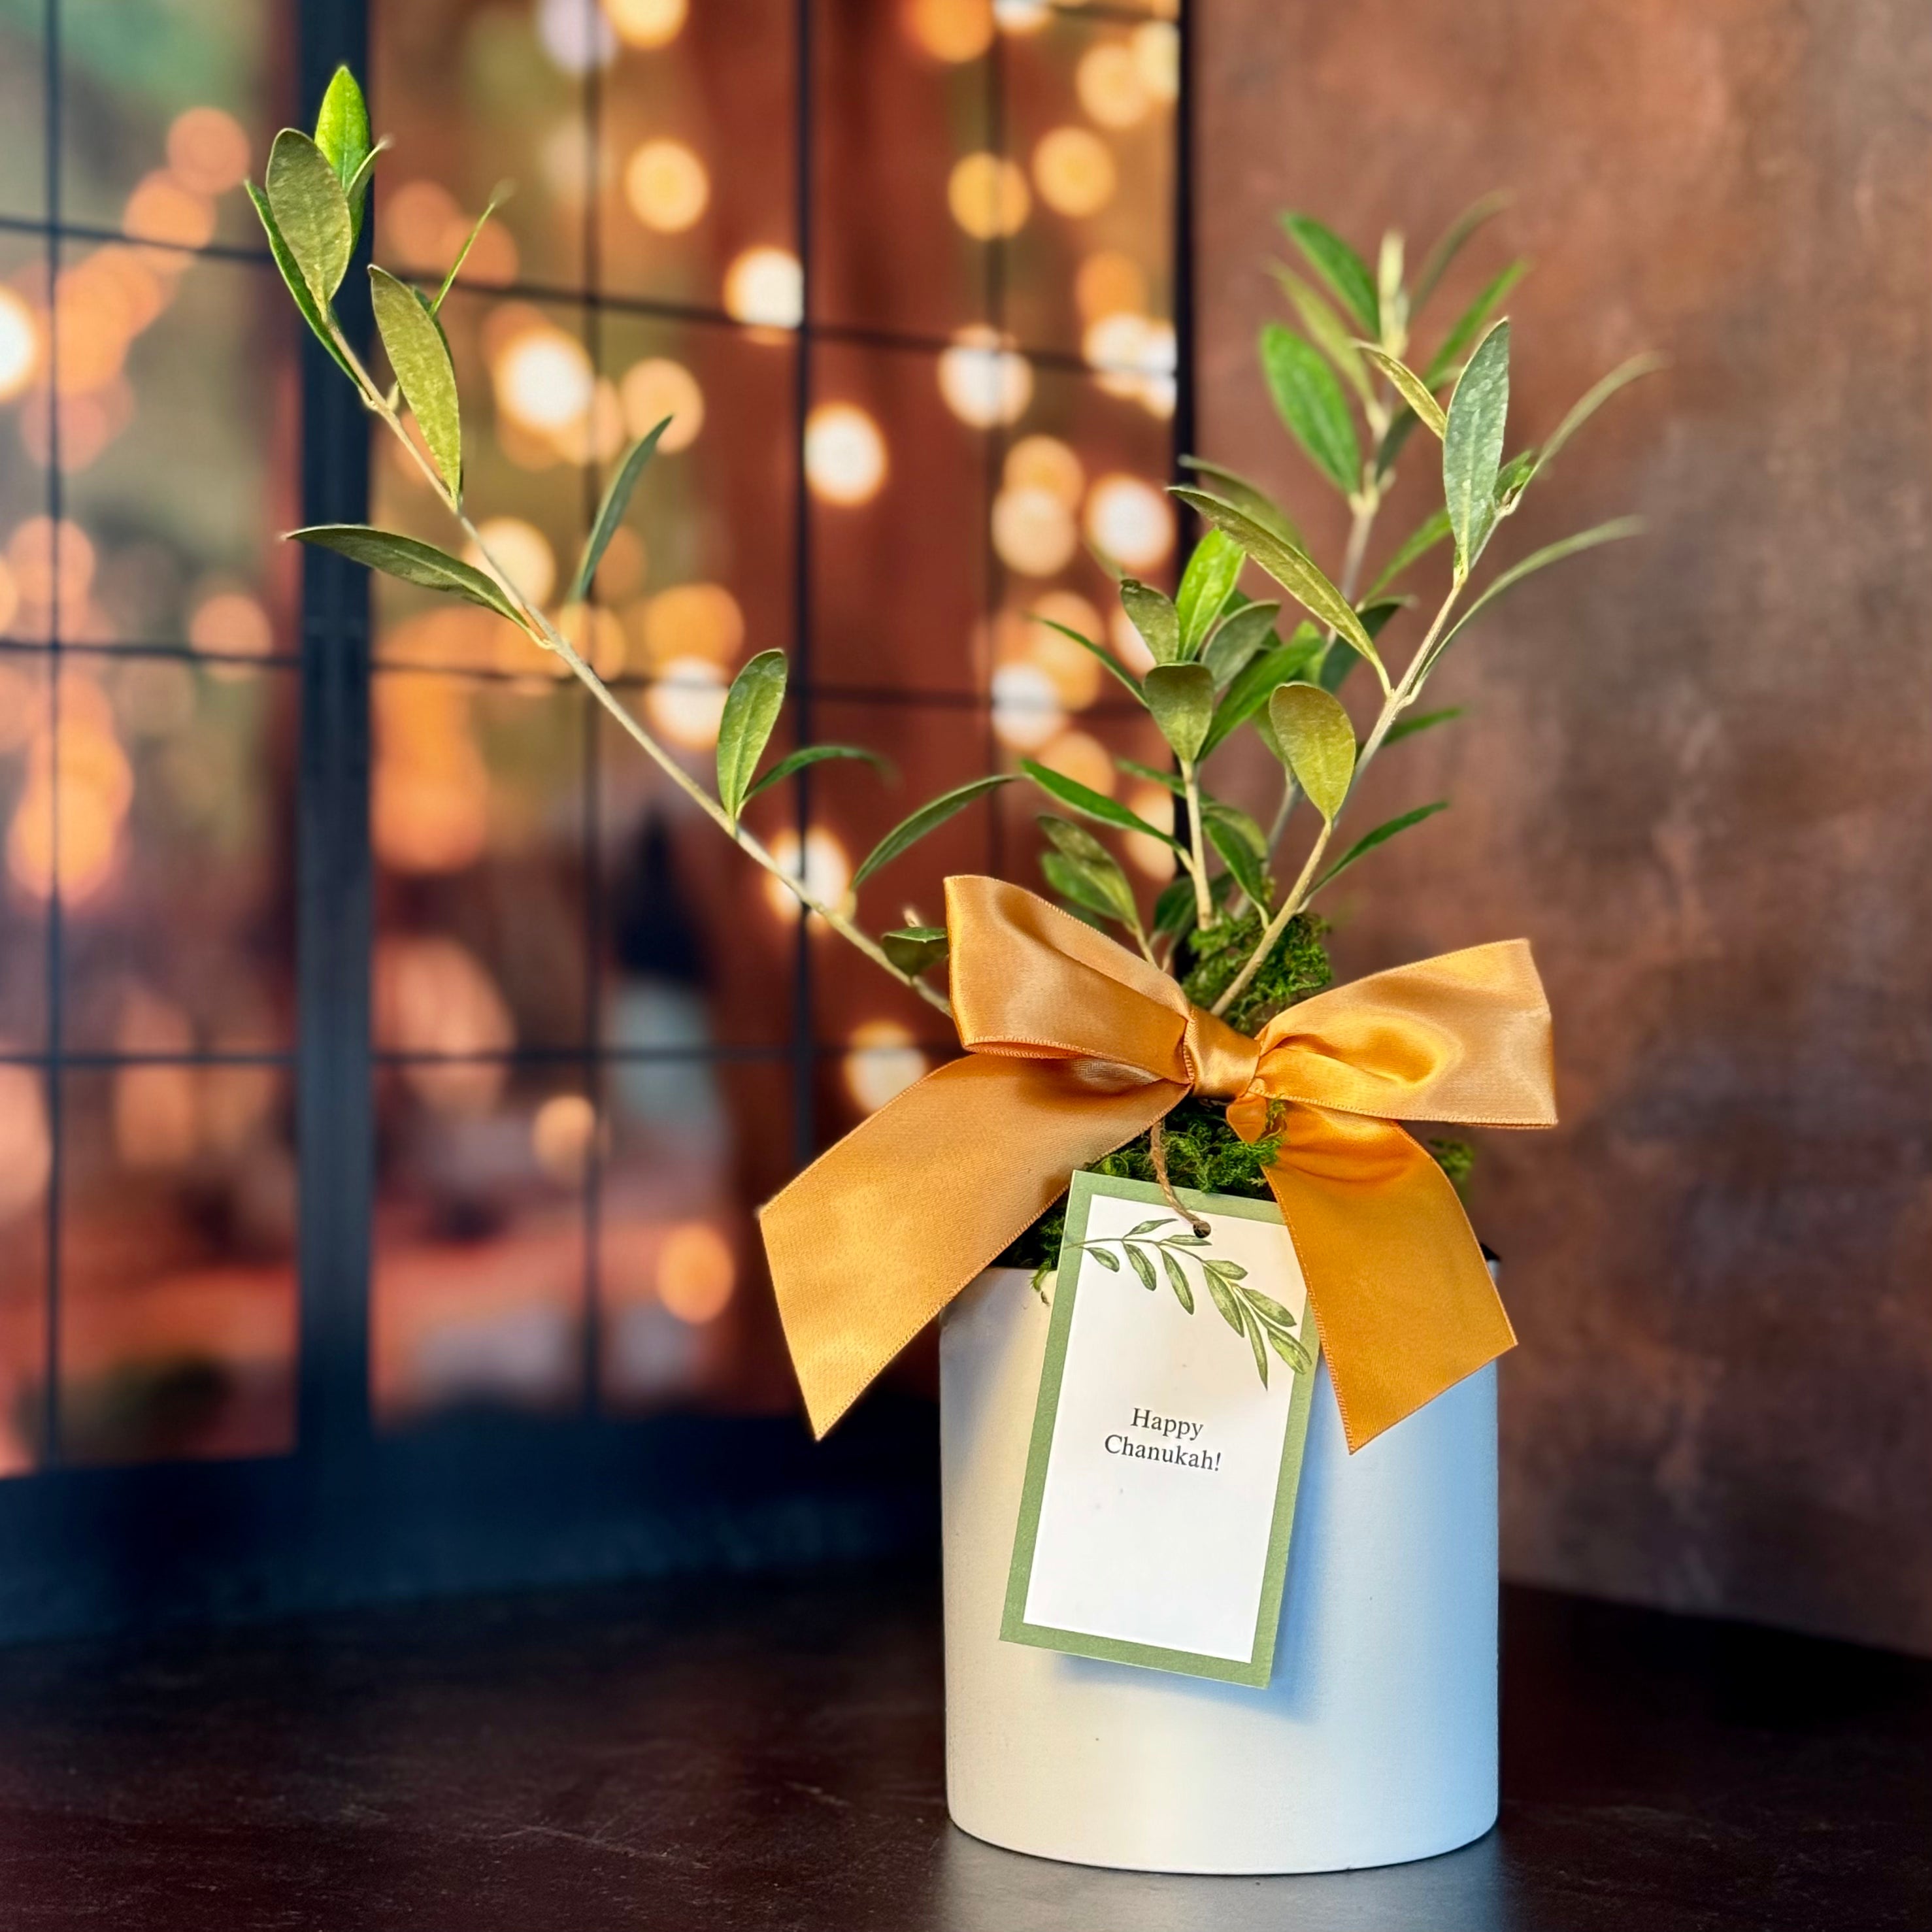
[0,1563,1924,1931]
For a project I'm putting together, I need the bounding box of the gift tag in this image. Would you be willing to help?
[1001,1171,1321,1686]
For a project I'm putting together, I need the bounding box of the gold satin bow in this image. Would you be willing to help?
[759,875,1556,1450]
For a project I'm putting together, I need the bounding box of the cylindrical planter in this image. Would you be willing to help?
[941,1265,1498,1874]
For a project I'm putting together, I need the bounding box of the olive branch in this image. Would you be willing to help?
[1065,1216,1312,1387]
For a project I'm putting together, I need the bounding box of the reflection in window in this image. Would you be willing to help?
[368,0,1180,1427]
[0,1,299,1469]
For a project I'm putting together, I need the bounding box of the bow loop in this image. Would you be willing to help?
[760,877,1556,1449]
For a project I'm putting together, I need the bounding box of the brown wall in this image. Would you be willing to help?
[1197,0,1932,1653]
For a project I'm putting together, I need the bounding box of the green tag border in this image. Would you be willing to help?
[999,1171,1321,1687]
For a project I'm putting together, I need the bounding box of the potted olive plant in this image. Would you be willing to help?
[251,71,1652,1874]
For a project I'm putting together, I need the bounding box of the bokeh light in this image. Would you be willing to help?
[1032,728,1115,796]
[0,1065,50,1226]
[638,583,744,667]
[805,402,888,505]
[1076,43,1150,129]
[993,0,1050,31]
[724,247,803,328]
[656,1222,735,1324]
[844,1020,929,1114]
[1133,21,1181,101]
[644,656,729,748]
[165,106,251,194]
[1004,435,1084,508]
[1033,127,1116,218]
[1124,782,1178,880]
[620,356,705,450]
[625,139,710,233]
[991,484,1077,577]
[1076,250,1148,324]
[493,323,596,433]
[948,153,1029,240]
[1086,473,1174,571]
[538,0,619,73]
[602,0,689,48]
[0,288,40,401]
[532,1093,598,1182]
[467,517,558,608]
[903,0,993,61]
[937,326,1033,427]
[990,661,1065,751]
[763,827,851,923]
[186,589,275,658]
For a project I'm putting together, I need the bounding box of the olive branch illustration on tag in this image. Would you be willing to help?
[1067,1217,1312,1385]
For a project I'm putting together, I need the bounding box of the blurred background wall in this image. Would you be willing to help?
[1197,0,1932,1654]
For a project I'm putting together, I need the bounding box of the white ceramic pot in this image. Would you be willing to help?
[940,1265,1499,1875]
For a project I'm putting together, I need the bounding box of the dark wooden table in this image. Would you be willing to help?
[0,1563,1923,1929]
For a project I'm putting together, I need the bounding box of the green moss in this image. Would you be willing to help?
[999,913,1479,1274]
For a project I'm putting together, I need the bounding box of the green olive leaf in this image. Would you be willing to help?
[1425,259,1526,387]
[881,925,948,977]
[1028,613,1142,699]
[1278,210,1378,335]
[1142,662,1215,765]
[742,743,891,804]
[1021,760,1181,850]
[1174,527,1245,658]
[265,129,352,304]
[431,185,513,314]
[854,774,1013,887]
[1310,801,1449,895]
[1176,458,1304,554]
[569,416,671,603]
[1200,600,1279,691]
[1041,848,1138,929]
[312,65,373,244]
[714,649,788,826]
[1119,578,1182,666]
[1442,319,1511,577]
[1382,705,1463,746]
[288,525,525,625]
[1205,808,1271,910]
[1357,342,1448,439]
[1267,683,1356,822]
[1259,323,1360,494]
[1172,488,1382,676]
[1161,1247,1195,1313]
[1269,265,1373,405]
[369,266,463,497]
[246,180,358,383]
[1412,190,1510,311]
[1199,623,1324,757]
[1366,507,1452,598]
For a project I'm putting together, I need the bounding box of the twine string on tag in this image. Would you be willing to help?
[1147,1118,1211,1239]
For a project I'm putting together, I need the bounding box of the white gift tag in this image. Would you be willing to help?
[1001,1171,1320,1684]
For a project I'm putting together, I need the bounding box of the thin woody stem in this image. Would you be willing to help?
[330,327,955,1019]
[1209,814,1332,1018]
[1182,761,1214,930]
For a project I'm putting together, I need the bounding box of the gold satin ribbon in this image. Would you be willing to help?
[759,875,1556,1451]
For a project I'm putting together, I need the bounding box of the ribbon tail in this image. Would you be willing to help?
[759,1056,1182,1437]
[1260,1104,1516,1454]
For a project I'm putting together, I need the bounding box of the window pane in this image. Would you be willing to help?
[373,669,591,1055]
[809,342,988,695]
[57,1062,297,1466]
[58,0,293,254]
[813,0,990,339]
[0,8,45,222]
[0,1058,49,1476]
[58,250,300,654]
[375,0,589,291]
[373,1056,588,1424]
[597,0,795,312]
[0,652,49,1052]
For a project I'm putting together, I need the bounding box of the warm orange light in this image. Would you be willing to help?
[532,1093,598,1182]
[593,527,648,600]
[1076,43,1149,129]
[187,589,275,658]
[1076,250,1147,323]
[384,178,463,269]
[123,171,216,251]
[114,1063,199,1170]
[1022,591,1107,708]
[7,679,131,907]
[993,0,1050,32]
[991,485,1076,577]
[166,106,251,194]
[625,139,710,233]
[644,655,728,749]
[1033,728,1115,797]
[1133,20,1181,100]
[805,402,888,505]
[376,934,516,1065]
[1004,435,1084,508]
[467,517,557,608]
[7,518,95,614]
[1086,473,1173,571]
[948,153,1029,240]
[1124,782,1178,880]
[844,1020,929,1114]
[1086,311,1177,416]
[0,1064,50,1226]
[723,246,803,328]
[990,661,1065,752]
[603,0,689,47]
[371,679,491,875]
[620,356,704,450]
[555,602,629,678]
[903,0,993,61]
[763,827,851,924]
[493,325,595,433]
[657,1222,735,1324]
[1033,127,1116,218]
[937,326,1033,427]
[639,583,744,667]
[0,288,40,401]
